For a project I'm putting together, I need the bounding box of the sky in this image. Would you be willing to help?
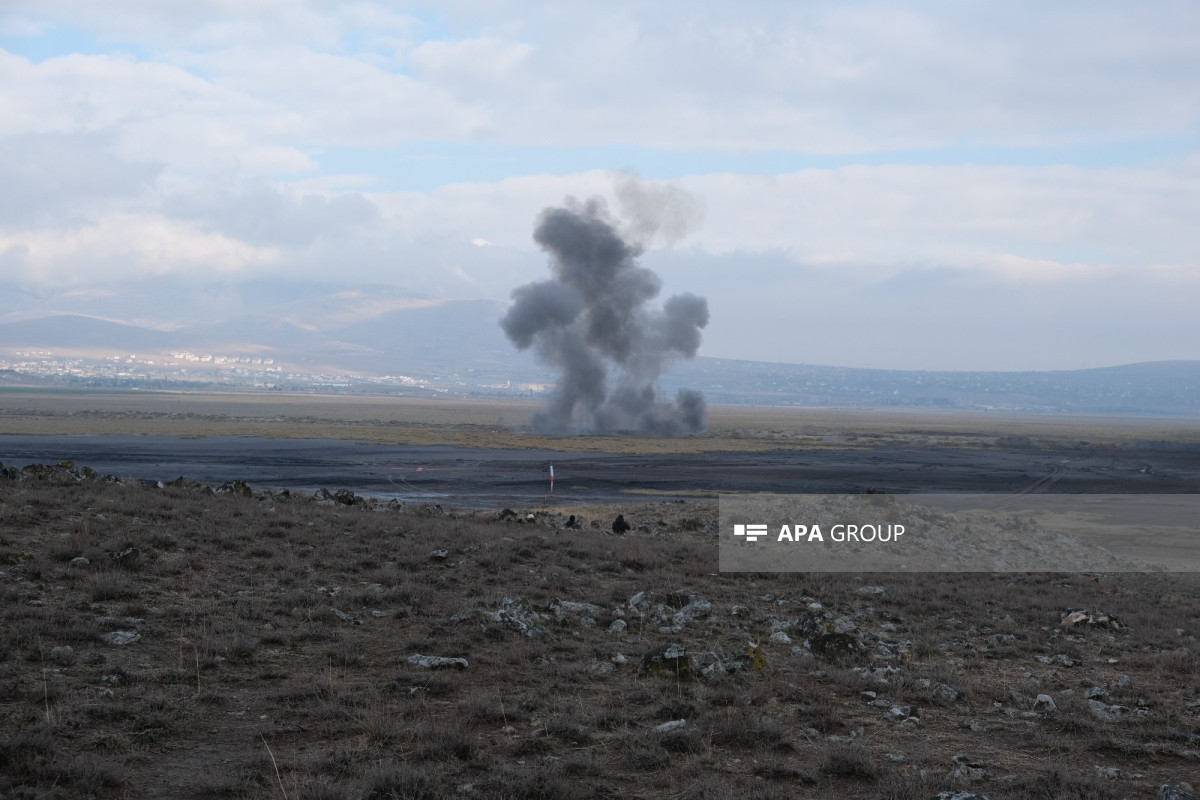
[1,0,1199,371]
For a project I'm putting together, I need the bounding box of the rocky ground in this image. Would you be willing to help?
[1,462,1199,799]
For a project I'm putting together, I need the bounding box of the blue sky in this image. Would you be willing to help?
[1,1,1199,369]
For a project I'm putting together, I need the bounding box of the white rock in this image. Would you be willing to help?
[1033,694,1057,712]
[407,653,468,670]
[102,631,140,646]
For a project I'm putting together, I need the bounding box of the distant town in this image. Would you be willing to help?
[0,350,552,397]
[3,347,1199,418]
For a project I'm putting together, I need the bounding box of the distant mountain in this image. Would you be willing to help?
[2,278,1198,415]
[0,313,185,352]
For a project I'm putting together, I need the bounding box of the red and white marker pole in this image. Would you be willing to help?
[549,464,554,494]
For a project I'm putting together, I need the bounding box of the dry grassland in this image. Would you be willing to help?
[1,471,1199,799]
[3,391,1198,453]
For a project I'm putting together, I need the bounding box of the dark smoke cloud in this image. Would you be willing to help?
[501,195,710,435]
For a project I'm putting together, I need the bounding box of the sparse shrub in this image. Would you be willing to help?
[481,767,573,800]
[415,719,475,762]
[357,703,403,747]
[752,761,819,783]
[821,741,878,779]
[709,708,791,751]
[543,713,590,745]
[83,570,140,601]
[360,762,441,800]
[1003,766,1121,799]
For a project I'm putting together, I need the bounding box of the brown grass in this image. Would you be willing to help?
[1,469,1199,798]
[4,389,1200,453]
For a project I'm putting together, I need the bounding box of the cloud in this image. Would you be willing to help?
[2,2,1198,370]
[6,2,1199,154]
[0,50,313,173]
[163,180,379,245]
[0,213,278,286]
[677,164,1200,273]
[0,133,161,227]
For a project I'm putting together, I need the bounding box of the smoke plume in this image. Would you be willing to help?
[501,195,710,435]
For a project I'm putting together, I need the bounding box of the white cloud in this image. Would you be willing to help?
[2,1,1198,368]
[7,2,1199,153]
[0,214,278,286]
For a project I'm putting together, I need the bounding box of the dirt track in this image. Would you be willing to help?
[2,434,1197,508]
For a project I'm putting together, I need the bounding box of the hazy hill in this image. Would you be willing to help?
[2,278,1198,415]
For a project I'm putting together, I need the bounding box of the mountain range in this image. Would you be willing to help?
[2,278,1198,416]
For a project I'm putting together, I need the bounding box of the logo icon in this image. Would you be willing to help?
[733,524,769,543]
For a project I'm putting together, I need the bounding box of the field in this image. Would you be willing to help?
[4,390,1200,453]
[2,392,1199,799]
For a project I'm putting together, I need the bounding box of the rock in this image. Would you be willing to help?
[671,597,712,627]
[407,654,468,670]
[856,585,886,595]
[935,793,991,800]
[1060,608,1121,630]
[430,549,449,560]
[564,514,581,530]
[102,631,141,646]
[334,489,360,506]
[652,719,686,733]
[70,556,90,566]
[770,631,792,644]
[791,609,830,638]
[1033,694,1057,712]
[331,608,362,625]
[482,597,548,638]
[812,632,865,662]
[851,665,901,685]
[641,643,695,680]
[1087,699,1128,722]
[550,599,605,626]
[1160,785,1199,800]
[110,547,141,567]
[313,488,335,506]
[1085,686,1108,699]
[612,514,631,534]
[608,619,627,633]
[701,642,767,678]
[1036,653,1075,667]
[932,683,959,703]
[949,754,986,782]
[216,480,254,498]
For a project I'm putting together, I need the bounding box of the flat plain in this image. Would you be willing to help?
[4,389,1200,452]
[2,391,1199,799]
